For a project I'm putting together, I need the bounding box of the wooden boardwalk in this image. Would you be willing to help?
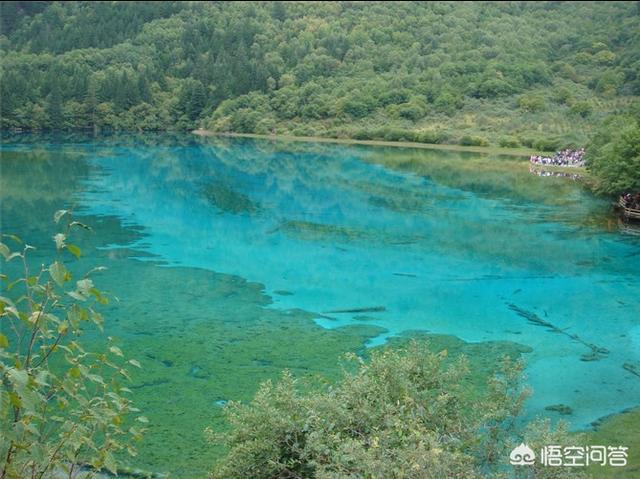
[618,198,640,221]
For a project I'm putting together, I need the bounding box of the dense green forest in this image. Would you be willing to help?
[1,1,639,149]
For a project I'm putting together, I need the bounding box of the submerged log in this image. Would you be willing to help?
[623,363,640,379]
[323,306,387,314]
[545,404,573,415]
[508,303,609,361]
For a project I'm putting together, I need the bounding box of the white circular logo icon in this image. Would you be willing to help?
[510,443,536,466]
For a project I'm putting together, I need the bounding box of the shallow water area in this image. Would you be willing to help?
[1,133,639,476]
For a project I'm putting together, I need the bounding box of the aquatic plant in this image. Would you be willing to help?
[0,211,145,478]
[201,181,259,215]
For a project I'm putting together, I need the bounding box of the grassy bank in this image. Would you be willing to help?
[193,129,547,158]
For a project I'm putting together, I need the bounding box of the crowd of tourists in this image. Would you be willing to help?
[529,148,585,167]
[621,192,640,210]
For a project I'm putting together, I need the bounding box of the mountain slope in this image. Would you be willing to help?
[1,1,638,148]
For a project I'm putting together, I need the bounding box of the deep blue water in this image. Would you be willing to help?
[2,133,639,434]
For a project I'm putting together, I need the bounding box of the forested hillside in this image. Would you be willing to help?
[1,1,639,148]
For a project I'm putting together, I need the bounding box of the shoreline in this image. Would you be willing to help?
[529,164,589,175]
[193,129,546,157]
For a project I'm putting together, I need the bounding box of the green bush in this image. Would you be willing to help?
[518,94,546,112]
[499,136,521,148]
[416,130,444,144]
[587,111,640,194]
[356,127,420,142]
[352,129,374,140]
[291,125,315,137]
[434,91,464,114]
[519,137,536,148]
[397,97,428,122]
[229,108,261,133]
[209,342,584,479]
[459,135,490,147]
[340,91,378,118]
[254,117,276,135]
[350,128,434,143]
[533,137,562,152]
[552,87,574,105]
[570,101,593,118]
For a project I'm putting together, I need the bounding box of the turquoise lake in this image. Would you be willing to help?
[1,133,639,476]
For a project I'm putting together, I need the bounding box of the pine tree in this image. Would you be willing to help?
[188,81,207,120]
[45,86,64,129]
[271,1,287,21]
[85,81,99,130]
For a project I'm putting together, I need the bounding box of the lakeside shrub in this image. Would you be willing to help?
[292,125,315,137]
[380,127,417,142]
[416,129,445,144]
[499,136,521,148]
[459,135,490,147]
[351,128,419,143]
[209,342,584,479]
[519,137,536,148]
[533,137,562,152]
[0,212,145,477]
[318,128,445,145]
[587,109,640,194]
[352,129,373,140]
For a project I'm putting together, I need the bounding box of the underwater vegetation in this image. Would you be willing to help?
[586,407,640,478]
[201,181,259,215]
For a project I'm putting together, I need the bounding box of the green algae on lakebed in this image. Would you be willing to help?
[76,244,536,478]
[584,408,640,478]
[2,210,555,479]
[78,252,385,477]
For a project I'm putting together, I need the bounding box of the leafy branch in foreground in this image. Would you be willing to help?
[209,342,585,479]
[0,211,145,479]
